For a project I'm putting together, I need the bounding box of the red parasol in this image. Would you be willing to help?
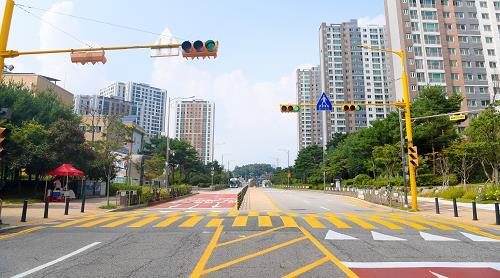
[48,164,84,176]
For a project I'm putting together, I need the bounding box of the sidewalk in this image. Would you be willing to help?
[415,197,499,228]
[0,196,116,229]
[240,187,280,212]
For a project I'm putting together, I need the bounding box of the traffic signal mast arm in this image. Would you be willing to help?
[0,43,182,58]
[296,102,404,107]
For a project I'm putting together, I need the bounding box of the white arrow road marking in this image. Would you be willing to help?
[11,242,101,278]
[429,271,449,278]
[461,232,500,242]
[371,231,406,241]
[420,232,459,241]
[325,230,358,240]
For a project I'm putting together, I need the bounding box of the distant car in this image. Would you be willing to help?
[229,178,240,188]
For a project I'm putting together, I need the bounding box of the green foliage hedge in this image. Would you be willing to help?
[110,183,192,204]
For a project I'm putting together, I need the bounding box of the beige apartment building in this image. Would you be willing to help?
[174,99,215,164]
[4,73,74,106]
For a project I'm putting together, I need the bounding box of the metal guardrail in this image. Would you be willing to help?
[237,185,248,210]
[0,198,3,224]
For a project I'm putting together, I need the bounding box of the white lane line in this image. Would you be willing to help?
[341,262,500,270]
[320,206,331,211]
[11,242,101,278]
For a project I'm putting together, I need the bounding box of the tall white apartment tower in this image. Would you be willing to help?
[297,66,324,151]
[384,0,499,116]
[100,82,167,137]
[319,20,392,139]
[174,99,215,165]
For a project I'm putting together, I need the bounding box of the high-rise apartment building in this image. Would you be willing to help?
[384,0,500,113]
[100,82,167,137]
[297,66,324,151]
[174,100,215,165]
[74,95,137,117]
[319,20,392,138]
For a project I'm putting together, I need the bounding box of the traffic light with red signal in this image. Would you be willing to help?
[181,40,218,59]
[343,104,362,112]
[280,104,300,113]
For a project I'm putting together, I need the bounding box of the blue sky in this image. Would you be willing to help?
[6,0,385,168]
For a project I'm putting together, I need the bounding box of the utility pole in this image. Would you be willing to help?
[398,108,409,206]
[279,149,290,186]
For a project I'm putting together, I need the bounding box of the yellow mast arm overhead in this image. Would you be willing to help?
[298,103,401,107]
[0,43,182,58]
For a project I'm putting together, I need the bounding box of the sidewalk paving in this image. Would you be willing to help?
[0,196,116,229]
[240,187,279,212]
[419,197,496,211]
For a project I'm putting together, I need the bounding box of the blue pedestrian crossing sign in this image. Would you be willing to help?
[316,92,333,111]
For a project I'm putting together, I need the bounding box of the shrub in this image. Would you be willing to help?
[439,186,465,199]
[479,184,500,201]
[343,179,354,186]
[462,188,478,200]
[416,174,441,187]
[352,174,372,187]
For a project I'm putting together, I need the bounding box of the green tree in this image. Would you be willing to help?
[445,141,478,185]
[372,143,401,178]
[295,145,323,183]
[143,154,166,181]
[232,163,274,178]
[464,109,499,184]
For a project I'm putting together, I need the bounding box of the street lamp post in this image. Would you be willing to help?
[359,45,418,211]
[165,96,194,188]
[278,149,290,186]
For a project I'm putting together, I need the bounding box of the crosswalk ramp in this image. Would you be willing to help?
[49,211,500,238]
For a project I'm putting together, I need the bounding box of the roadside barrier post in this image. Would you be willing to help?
[44,199,49,218]
[495,203,499,225]
[21,199,28,222]
[453,198,458,217]
[434,197,440,214]
[81,194,86,213]
[64,197,70,215]
[471,199,478,221]
[0,198,3,224]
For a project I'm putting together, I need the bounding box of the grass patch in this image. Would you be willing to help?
[99,204,118,209]
[1,198,41,204]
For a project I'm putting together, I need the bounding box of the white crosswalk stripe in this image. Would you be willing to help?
[371,231,406,241]
[419,232,459,241]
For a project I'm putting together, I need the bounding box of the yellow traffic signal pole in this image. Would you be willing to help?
[0,0,14,80]
[359,45,418,211]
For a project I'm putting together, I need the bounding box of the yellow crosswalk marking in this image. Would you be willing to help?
[303,216,325,228]
[180,216,204,228]
[408,216,454,230]
[128,216,160,228]
[287,213,299,217]
[280,216,298,227]
[78,216,119,227]
[207,212,219,217]
[267,212,279,216]
[187,212,200,216]
[307,214,319,218]
[248,211,259,217]
[324,213,338,217]
[154,216,182,227]
[388,217,428,230]
[54,216,99,227]
[347,216,377,229]
[102,216,139,228]
[368,216,403,230]
[325,216,351,229]
[232,216,248,227]
[227,211,238,217]
[258,216,272,227]
[206,218,224,227]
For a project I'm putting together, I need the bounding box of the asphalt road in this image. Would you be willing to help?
[1,187,499,278]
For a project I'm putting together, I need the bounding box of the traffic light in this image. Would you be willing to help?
[342,104,362,112]
[408,146,419,167]
[181,40,218,59]
[70,51,107,65]
[280,104,300,113]
[0,127,7,156]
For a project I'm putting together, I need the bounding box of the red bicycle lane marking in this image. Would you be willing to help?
[352,267,500,278]
[153,194,237,209]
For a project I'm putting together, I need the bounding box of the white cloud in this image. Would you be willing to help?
[151,28,299,167]
[35,1,110,94]
[358,14,386,26]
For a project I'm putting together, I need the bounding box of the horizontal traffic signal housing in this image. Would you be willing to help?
[280,104,300,113]
[408,146,419,167]
[343,104,362,112]
[181,40,218,59]
[70,51,107,65]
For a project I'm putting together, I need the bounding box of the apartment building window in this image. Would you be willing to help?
[465,86,475,93]
[451,73,460,80]
[467,99,477,107]
[470,24,479,31]
[488,49,496,56]
[445,24,453,30]
[453,0,462,7]
[476,61,485,68]
[477,74,487,80]
[479,87,488,93]
[446,35,454,42]
[452,86,461,93]
[482,13,489,19]
[428,73,444,83]
[460,48,470,55]
[469,12,477,18]
[462,61,472,68]
[455,12,465,19]
[470,36,481,43]
[484,25,492,31]
[424,23,439,32]
[480,1,487,7]
[448,48,456,55]
[457,24,466,31]
[481,100,490,106]
[474,48,483,56]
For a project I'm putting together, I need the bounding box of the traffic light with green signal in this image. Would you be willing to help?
[343,104,362,112]
[181,40,218,59]
[280,104,300,113]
